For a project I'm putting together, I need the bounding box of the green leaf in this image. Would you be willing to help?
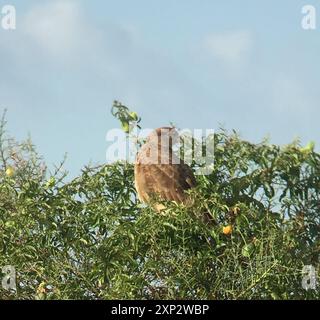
[241,243,255,258]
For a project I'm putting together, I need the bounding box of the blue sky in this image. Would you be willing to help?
[0,0,319,177]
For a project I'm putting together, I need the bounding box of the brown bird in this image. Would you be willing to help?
[134,127,197,212]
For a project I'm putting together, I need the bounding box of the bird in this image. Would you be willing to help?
[134,127,209,220]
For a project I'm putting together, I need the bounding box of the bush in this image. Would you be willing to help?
[0,108,319,299]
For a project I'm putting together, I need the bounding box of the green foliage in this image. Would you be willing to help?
[0,109,319,300]
[111,100,141,133]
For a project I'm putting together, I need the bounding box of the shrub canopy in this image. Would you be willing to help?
[0,110,319,299]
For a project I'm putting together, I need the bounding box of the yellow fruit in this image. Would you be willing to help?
[222,225,233,235]
[300,141,315,154]
[129,112,138,121]
[5,167,14,177]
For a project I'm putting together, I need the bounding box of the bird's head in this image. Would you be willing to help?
[146,127,179,147]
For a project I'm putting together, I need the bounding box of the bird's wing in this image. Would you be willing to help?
[134,162,197,204]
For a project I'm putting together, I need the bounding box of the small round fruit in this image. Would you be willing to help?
[5,167,14,177]
[129,112,138,121]
[222,225,233,235]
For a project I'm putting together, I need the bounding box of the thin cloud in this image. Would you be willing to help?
[0,0,206,120]
[22,1,93,60]
[204,30,253,67]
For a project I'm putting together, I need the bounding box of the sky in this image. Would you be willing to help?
[0,0,319,177]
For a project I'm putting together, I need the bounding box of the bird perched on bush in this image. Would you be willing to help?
[134,127,212,225]
[134,127,196,211]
